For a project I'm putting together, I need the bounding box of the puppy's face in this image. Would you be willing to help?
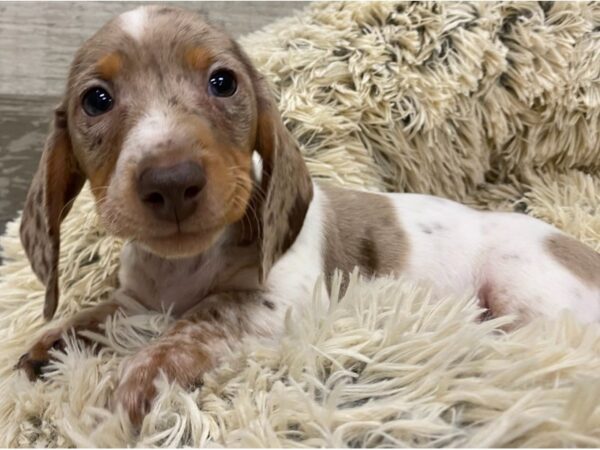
[20,5,313,319]
[67,6,257,256]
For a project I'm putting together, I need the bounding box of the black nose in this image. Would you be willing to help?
[138,161,206,223]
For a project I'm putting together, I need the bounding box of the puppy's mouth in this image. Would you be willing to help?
[96,180,246,258]
[97,206,226,259]
[146,225,221,242]
[137,225,226,258]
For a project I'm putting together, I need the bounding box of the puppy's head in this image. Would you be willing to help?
[20,6,313,319]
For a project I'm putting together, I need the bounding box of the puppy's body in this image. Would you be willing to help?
[119,182,600,329]
[320,184,600,325]
[15,5,600,426]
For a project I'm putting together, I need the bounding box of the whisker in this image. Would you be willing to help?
[228,175,262,240]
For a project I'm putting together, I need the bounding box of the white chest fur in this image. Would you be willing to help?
[263,183,328,311]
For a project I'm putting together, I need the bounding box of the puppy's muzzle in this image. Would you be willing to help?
[138,161,206,223]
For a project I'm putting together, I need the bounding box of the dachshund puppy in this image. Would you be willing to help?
[16,6,600,425]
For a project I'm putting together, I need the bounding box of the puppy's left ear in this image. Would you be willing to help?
[19,105,85,320]
[251,71,313,282]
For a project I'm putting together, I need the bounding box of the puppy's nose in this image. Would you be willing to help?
[138,161,206,223]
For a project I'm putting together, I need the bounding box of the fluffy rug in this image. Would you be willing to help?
[1,1,600,447]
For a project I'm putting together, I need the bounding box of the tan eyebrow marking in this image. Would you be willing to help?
[184,47,214,71]
[96,53,123,79]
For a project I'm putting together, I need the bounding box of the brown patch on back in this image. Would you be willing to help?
[184,47,213,71]
[95,52,122,79]
[546,233,600,287]
[321,184,409,296]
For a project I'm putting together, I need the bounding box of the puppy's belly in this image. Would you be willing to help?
[389,194,600,323]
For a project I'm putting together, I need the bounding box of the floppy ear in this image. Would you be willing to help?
[19,106,85,320]
[252,74,314,282]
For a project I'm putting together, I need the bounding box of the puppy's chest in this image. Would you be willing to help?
[117,243,260,315]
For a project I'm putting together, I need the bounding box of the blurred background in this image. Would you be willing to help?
[0,1,307,236]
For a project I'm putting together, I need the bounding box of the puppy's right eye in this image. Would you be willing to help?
[208,70,237,97]
[82,87,113,116]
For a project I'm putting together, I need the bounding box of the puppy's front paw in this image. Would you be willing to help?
[15,328,65,381]
[113,342,211,427]
[113,351,163,427]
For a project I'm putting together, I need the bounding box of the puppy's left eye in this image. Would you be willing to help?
[82,87,113,116]
[208,70,237,97]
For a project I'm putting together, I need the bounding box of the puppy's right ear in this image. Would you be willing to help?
[19,105,85,320]
[251,72,313,283]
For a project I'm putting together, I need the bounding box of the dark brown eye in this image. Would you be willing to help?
[82,87,113,116]
[208,70,237,97]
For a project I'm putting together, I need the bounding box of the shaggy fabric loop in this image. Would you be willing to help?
[246,1,599,200]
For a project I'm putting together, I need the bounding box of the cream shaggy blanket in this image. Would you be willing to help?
[1,1,600,447]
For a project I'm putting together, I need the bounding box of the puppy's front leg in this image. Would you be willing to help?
[16,301,121,381]
[114,290,278,426]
